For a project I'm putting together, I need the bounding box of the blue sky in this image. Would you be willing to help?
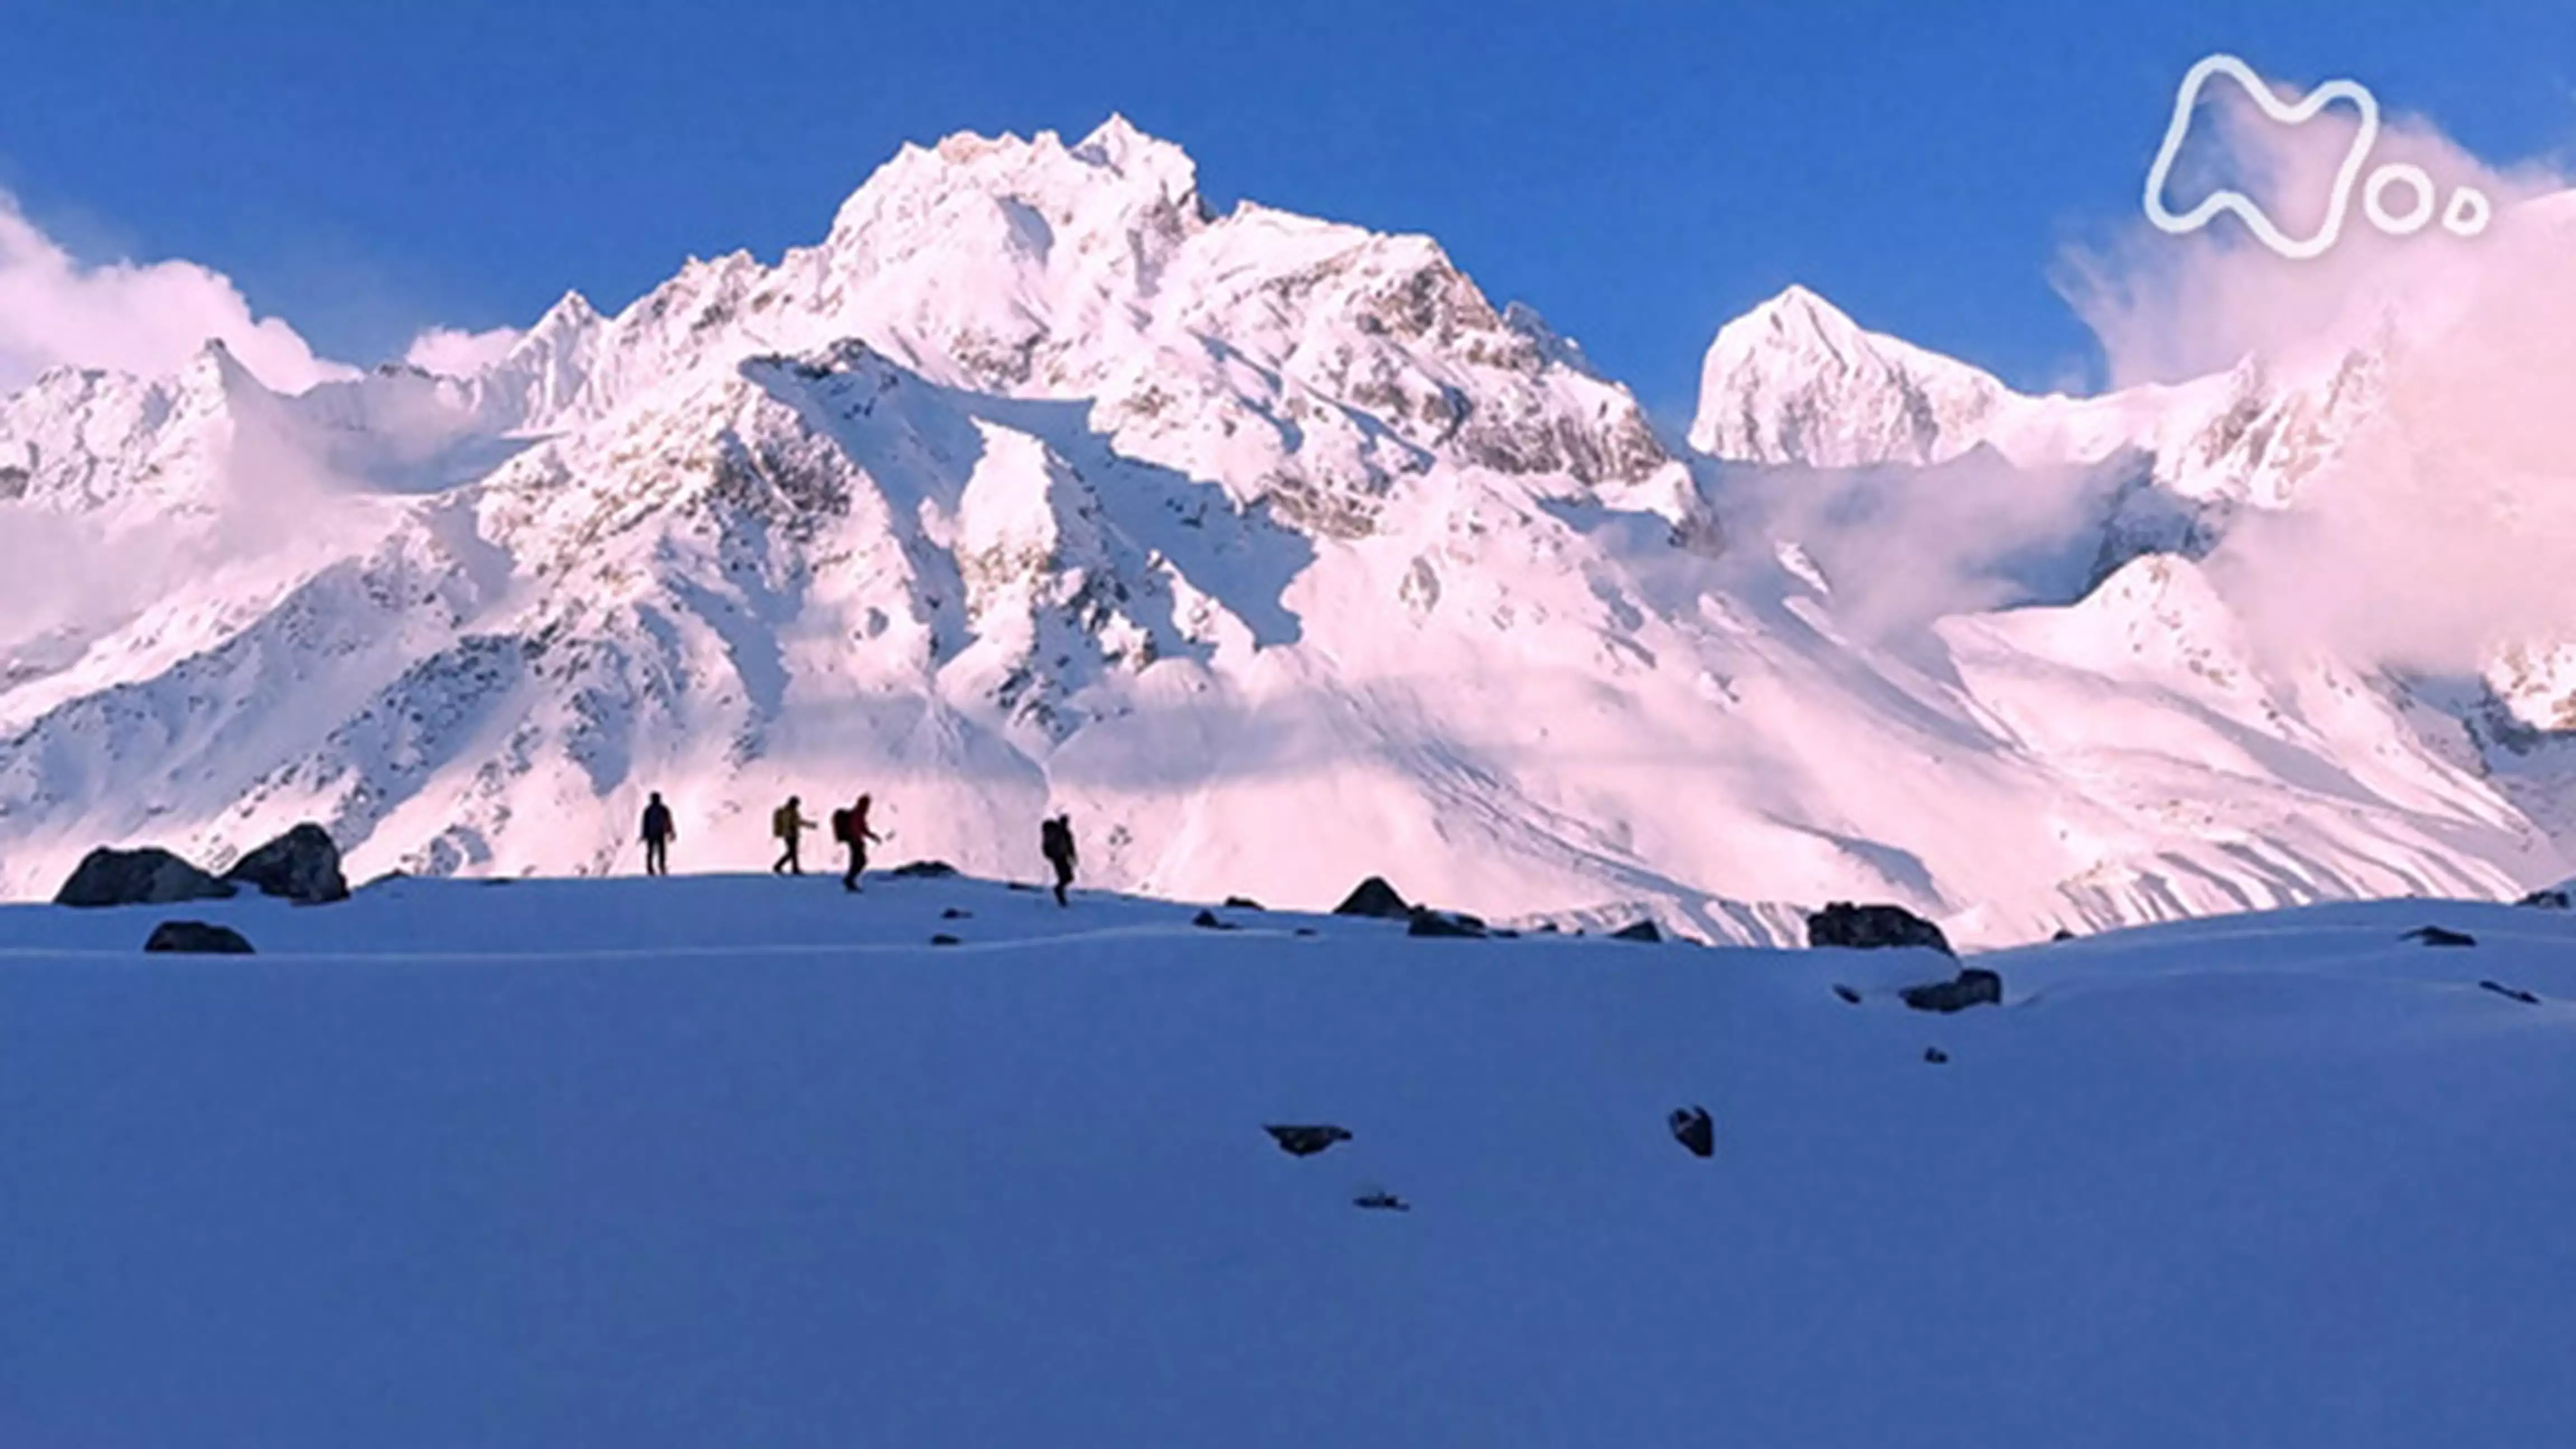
[3,1,2571,414]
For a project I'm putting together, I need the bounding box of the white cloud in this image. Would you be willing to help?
[0,191,357,395]
[403,323,523,378]
[2059,71,2576,678]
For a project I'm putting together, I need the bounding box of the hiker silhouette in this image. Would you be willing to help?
[1040,813,1077,906]
[833,793,883,893]
[640,791,676,876]
[771,795,815,875]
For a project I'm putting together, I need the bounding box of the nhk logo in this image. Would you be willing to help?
[2144,54,2491,260]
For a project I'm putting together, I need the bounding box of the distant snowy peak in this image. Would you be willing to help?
[1690,283,2391,523]
[1687,284,2010,466]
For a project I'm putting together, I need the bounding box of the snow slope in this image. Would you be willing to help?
[0,119,2564,945]
[4,873,2574,1446]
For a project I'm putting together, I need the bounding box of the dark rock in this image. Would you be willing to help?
[2516,887,2571,910]
[1333,875,1413,920]
[1668,1105,1714,1159]
[1831,984,1864,1005]
[2050,927,2078,942]
[1898,967,2004,1014]
[143,920,255,954]
[1293,927,1319,937]
[929,933,962,947]
[2480,979,2542,1005]
[940,907,970,920]
[1807,901,1954,956]
[1006,881,1039,893]
[1264,1124,1352,1157]
[1406,907,1488,939]
[1352,1190,1410,1212]
[1924,1046,1951,1065]
[221,822,348,904]
[1610,920,1663,944]
[1191,909,1239,931]
[54,847,237,909]
[2402,925,2478,948]
[1223,895,1266,911]
[890,860,960,879]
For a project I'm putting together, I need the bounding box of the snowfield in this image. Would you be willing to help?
[6,871,2574,1446]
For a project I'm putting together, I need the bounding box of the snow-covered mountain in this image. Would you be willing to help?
[0,118,2563,940]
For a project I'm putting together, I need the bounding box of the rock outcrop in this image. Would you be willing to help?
[1808,901,1954,956]
[143,920,255,954]
[55,848,237,909]
[222,823,349,904]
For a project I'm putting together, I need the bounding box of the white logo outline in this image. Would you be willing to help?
[2143,53,2380,261]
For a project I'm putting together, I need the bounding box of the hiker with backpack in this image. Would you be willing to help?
[1040,812,1077,907]
[832,793,884,893]
[640,791,677,876]
[771,795,817,875]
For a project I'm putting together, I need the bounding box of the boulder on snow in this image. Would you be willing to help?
[1610,920,1663,944]
[1264,1124,1352,1157]
[143,920,255,955]
[929,933,962,947]
[54,847,237,909]
[1831,983,1864,1005]
[2401,925,2478,948]
[1406,907,1488,939]
[1352,1189,1411,1212]
[1223,895,1266,911]
[2479,979,2542,1006]
[1807,901,1954,956]
[1668,1105,1714,1159]
[1190,909,1239,931]
[1898,967,2003,1014]
[2516,887,2571,910]
[890,860,959,879]
[1923,1045,1951,1065]
[221,822,348,904]
[1334,876,1413,920]
[2050,927,2078,942]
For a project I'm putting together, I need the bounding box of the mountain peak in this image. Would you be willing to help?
[829,118,1201,248]
[1746,283,1859,337]
[1688,285,2007,465]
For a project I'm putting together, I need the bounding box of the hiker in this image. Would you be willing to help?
[1040,812,1077,907]
[771,795,816,875]
[832,793,883,893]
[640,791,676,876]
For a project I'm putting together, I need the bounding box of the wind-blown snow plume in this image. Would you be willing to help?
[403,325,525,378]
[2058,69,2576,678]
[0,192,353,393]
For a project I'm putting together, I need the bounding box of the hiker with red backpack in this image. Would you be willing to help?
[831,794,884,892]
